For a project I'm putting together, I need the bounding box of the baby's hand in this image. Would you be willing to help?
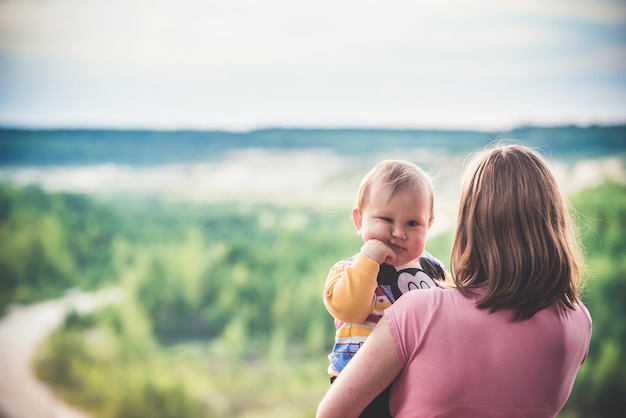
[361,239,396,265]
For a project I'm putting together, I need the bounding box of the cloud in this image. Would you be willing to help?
[0,0,624,129]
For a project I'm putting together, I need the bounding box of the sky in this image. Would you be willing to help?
[0,0,625,131]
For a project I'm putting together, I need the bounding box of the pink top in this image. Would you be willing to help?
[385,286,592,418]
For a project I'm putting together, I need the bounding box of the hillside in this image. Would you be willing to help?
[1,125,624,167]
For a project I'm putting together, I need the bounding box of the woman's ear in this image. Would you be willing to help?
[352,208,363,232]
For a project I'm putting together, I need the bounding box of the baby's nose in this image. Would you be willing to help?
[391,225,406,239]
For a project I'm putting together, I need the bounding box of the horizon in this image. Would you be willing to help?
[1,121,625,134]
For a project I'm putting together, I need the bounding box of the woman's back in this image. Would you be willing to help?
[316,145,592,418]
[386,287,592,418]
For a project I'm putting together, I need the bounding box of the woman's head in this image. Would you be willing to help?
[451,143,583,320]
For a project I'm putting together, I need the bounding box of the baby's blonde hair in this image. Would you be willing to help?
[355,159,434,221]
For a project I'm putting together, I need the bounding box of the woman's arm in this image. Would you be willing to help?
[316,316,402,418]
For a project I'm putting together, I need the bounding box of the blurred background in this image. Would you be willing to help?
[0,1,625,417]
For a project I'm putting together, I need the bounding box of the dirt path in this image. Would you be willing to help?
[0,290,122,418]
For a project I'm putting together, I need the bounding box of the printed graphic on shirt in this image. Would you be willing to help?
[377,256,445,302]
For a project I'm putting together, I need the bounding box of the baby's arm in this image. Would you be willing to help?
[323,253,380,324]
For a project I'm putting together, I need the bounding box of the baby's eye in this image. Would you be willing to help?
[407,220,420,227]
[380,217,393,223]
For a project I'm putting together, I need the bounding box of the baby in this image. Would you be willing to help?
[323,159,449,418]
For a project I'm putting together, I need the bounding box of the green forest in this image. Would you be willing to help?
[0,177,625,417]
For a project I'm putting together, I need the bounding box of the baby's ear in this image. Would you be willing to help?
[352,208,363,232]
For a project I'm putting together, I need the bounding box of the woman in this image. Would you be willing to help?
[316,144,592,418]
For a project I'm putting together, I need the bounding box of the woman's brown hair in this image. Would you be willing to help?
[450,143,584,320]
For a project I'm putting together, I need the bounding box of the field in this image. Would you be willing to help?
[0,126,625,417]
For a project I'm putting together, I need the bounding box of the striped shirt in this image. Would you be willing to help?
[323,251,449,375]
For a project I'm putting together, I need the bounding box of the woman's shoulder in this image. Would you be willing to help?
[391,286,482,320]
[391,286,456,311]
[562,300,593,329]
[577,301,592,321]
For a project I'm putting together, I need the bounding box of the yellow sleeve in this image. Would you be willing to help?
[323,254,380,324]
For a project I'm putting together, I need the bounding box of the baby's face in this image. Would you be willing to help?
[357,184,432,266]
